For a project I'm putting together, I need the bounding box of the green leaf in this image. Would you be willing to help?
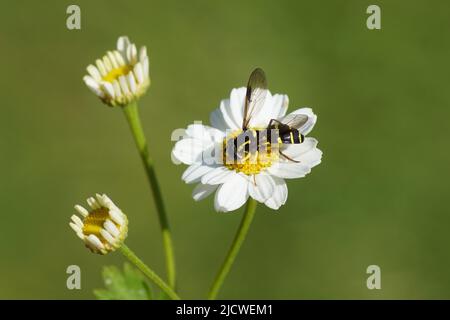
[94,263,152,300]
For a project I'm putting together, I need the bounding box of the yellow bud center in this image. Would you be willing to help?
[82,207,118,245]
[102,65,132,83]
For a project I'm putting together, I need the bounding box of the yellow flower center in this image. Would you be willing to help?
[102,65,132,83]
[82,207,118,244]
[223,129,280,175]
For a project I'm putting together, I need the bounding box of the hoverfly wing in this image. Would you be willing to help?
[242,68,268,130]
[278,113,309,130]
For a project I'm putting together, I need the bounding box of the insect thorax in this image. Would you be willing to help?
[222,129,281,174]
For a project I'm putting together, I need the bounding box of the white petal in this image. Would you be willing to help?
[118,76,130,95]
[185,124,224,143]
[264,176,288,210]
[133,63,144,83]
[139,46,147,61]
[87,235,105,250]
[300,148,322,168]
[172,138,208,165]
[228,88,246,128]
[71,215,84,228]
[281,138,322,167]
[117,36,130,52]
[74,205,89,217]
[192,183,218,201]
[100,229,116,245]
[142,57,149,77]
[281,137,317,160]
[107,51,119,69]
[101,82,115,98]
[69,222,82,234]
[114,50,125,66]
[95,193,106,206]
[117,36,131,62]
[220,98,240,130]
[210,104,229,131]
[127,73,137,94]
[87,65,101,81]
[75,231,85,240]
[248,173,275,203]
[182,164,216,184]
[95,59,107,76]
[103,220,120,238]
[83,76,104,97]
[112,80,122,97]
[83,75,98,89]
[87,197,100,209]
[201,142,223,166]
[109,210,124,226]
[207,127,226,142]
[100,194,114,207]
[185,124,211,141]
[102,56,113,72]
[101,193,112,202]
[214,174,249,212]
[268,162,312,179]
[127,44,138,65]
[201,166,236,185]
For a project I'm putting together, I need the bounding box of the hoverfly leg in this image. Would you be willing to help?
[279,150,300,163]
[269,118,283,129]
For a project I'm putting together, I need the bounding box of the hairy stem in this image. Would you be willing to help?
[208,198,257,299]
[123,102,176,289]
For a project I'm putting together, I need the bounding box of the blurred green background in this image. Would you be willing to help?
[0,0,449,299]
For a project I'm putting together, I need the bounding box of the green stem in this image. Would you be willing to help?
[208,198,257,300]
[122,102,176,289]
[119,244,180,300]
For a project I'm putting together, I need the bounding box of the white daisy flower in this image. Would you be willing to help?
[172,83,322,212]
[70,193,128,255]
[83,36,150,107]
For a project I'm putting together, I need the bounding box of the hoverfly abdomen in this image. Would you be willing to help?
[279,129,304,144]
[268,119,306,145]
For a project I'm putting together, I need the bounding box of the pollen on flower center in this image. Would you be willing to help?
[222,129,280,175]
[102,65,132,83]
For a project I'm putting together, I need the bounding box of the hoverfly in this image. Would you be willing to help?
[224,68,308,167]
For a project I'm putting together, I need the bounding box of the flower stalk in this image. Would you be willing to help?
[119,244,180,300]
[123,101,176,289]
[208,198,257,299]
